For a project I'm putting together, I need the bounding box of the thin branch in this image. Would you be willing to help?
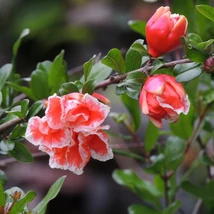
[192,199,203,214]
[185,110,207,153]
[0,117,24,133]
[95,58,192,90]
[197,136,212,180]
[0,151,46,168]
[163,165,169,207]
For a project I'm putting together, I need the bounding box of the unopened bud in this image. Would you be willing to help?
[203,56,214,73]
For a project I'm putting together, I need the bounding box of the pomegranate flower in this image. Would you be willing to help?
[139,74,190,128]
[146,6,188,57]
[25,92,113,175]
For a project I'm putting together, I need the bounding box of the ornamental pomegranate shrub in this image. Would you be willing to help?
[0,1,214,214]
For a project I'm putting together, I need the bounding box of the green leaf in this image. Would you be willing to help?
[109,112,128,123]
[145,121,159,152]
[112,169,162,209]
[83,55,96,81]
[85,61,112,83]
[128,204,161,214]
[128,20,146,37]
[9,142,33,163]
[163,201,181,214]
[101,49,125,74]
[0,139,15,152]
[113,149,145,162]
[0,64,12,91]
[121,93,141,131]
[26,101,43,120]
[30,69,50,99]
[170,105,194,140]
[21,99,29,117]
[164,136,185,170]
[125,40,144,72]
[82,79,96,95]
[145,154,165,175]
[116,71,146,99]
[7,82,37,100]
[59,82,79,95]
[173,62,202,82]
[196,5,214,22]
[151,60,164,74]
[0,182,6,206]
[129,40,148,56]
[12,29,30,66]
[198,39,214,50]
[32,176,66,214]
[37,61,52,73]
[9,124,27,140]
[154,175,165,194]
[9,190,36,214]
[48,50,68,94]
[6,105,24,118]
[181,36,209,63]
[181,181,214,202]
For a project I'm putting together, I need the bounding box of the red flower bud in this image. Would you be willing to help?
[146,6,188,58]
[203,56,214,73]
[139,74,190,128]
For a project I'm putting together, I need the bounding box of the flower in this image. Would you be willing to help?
[146,6,188,57]
[25,92,113,175]
[139,74,190,128]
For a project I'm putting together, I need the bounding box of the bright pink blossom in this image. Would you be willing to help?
[25,92,113,175]
[146,6,188,57]
[139,74,190,128]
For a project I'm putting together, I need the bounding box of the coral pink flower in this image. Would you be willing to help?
[46,93,110,132]
[25,92,113,175]
[139,74,190,128]
[146,6,188,57]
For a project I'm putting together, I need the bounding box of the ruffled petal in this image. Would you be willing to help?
[25,116,71,149]
[25,117,43,146]
[49,142,90,175]
[46,94,64,129]
[80,127,113,161]
[63,93,110,132]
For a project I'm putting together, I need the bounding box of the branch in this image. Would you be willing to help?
[0,117,24,133]
[95,58,192,90]
[0,151,46,168]
[185,109,207,153]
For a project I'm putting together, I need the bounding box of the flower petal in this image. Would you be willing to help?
[25,116,71,149]
[46,94,64,129]
[49,142,90,175]
[139,89,149,114]
[144,76,165,95]
[148,116,163,128]
[25,116,43,146]
[63,93,110,132]
[80,127,113,161]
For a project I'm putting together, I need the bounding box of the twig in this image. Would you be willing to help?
[163,165,169,207]
[0,151,47,168]
[192,199,203,214]
[95,58,192,90]
[197,136,212,180]
[0,117,24,133]
[185,110,207,153]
